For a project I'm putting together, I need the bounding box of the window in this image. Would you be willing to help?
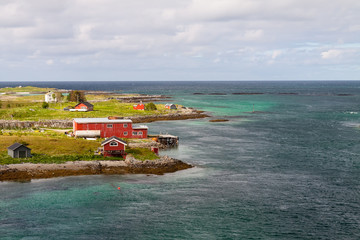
[107,124,113,128]
[124,131,128,136]
[139,132,143,135]
[132,132,137,135]
[124,124,128,128]
[110,141,118,146]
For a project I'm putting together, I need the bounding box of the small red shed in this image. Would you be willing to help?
[74,102,94,111]
[133,102,145,110]
[101,136,127,157]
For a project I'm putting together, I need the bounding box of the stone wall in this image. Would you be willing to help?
[0,120,73,129]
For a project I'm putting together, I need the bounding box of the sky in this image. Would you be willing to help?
[0,0,360,81]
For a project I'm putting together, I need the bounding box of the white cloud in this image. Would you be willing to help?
[271,50,282,60]
[46,59,54,65]
[243,30,264,41]
[321,49,343,59]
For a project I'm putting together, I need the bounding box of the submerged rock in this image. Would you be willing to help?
[209,119,229,122]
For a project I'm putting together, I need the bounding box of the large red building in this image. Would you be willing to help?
[73,117,148,138]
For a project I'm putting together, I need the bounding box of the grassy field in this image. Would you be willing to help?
[0,86,167,164]
[0,86,181,120]
[0,100,174,120]
[0,132,158,165]
[0,86,55,93]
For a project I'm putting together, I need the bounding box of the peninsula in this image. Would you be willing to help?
[0,86,205,181]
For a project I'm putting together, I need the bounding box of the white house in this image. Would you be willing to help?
[45,91,56,103]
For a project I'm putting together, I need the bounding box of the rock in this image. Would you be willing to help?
[1,156,193,181]
[125,154,143,165]
[209,119,229,122]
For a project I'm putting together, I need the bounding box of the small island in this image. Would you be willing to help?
[0,86,205,181]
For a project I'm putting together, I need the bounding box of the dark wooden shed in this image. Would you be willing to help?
[8,143,32,158]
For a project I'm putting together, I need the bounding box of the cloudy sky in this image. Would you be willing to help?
[0,0,359,81]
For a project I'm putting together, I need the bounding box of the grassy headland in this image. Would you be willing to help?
[0,86,196,170]
[0,100,173,121]
[0,86,186,121]
[0,130,158,165]
[0,86,55,93]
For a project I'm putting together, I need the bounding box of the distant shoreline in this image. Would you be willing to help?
[0,110,209,129]
[0,155,192,182]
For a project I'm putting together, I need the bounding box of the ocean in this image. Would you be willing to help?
[1,81,360,239]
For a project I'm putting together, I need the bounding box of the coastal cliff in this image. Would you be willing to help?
[0,155,192,182]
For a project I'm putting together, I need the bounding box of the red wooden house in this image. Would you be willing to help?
[101,136,127,157]
[74,102,94,111]
[133,102,145,110]
[73,117,148,138]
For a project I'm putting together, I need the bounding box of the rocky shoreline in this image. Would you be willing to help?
[0,155,192,182]
[0,111,208,129]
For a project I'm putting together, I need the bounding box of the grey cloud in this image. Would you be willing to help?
[0,0,360,80]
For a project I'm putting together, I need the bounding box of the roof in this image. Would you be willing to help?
[73,118,132,124]
[132,125,148,130]
[101,136,128,146]
[75,102,93,108]
[158,134,178,138]
[8,143,31,151]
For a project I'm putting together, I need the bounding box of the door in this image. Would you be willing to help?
[19,151,26,158]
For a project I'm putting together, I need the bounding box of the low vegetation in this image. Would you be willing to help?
[0,85,178,121]
[126,148,159,161]
[0,86,167,164]
[0,99,174,120]
[0,131,158,165]
[145,102,157,111]
[0,86,55,93]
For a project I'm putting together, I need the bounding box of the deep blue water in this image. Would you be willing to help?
[1,81,360,239]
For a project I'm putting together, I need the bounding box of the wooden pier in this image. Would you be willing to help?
[149,134,179,147]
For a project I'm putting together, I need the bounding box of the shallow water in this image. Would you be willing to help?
[1,81,360,239]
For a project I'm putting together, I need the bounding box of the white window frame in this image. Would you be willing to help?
[124,131,128,136]
[132,131,137,135]
[124,124,128,128]
[138,131,143,135]
[110,141,118,146]
[107,124,113,128]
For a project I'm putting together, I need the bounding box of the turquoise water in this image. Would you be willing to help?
[1,81,360,239]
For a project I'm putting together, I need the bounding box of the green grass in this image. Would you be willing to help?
[0,100,175,120]
[0,153,111,165]
[0,85,181,120]
[126,148,159,161]
[0,133,158,164]
[0,135,101,155]
[0,86,55,93]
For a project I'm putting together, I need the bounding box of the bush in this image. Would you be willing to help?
[67,90,86,103]
[42,102,49,109]
[145,102,157,111]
